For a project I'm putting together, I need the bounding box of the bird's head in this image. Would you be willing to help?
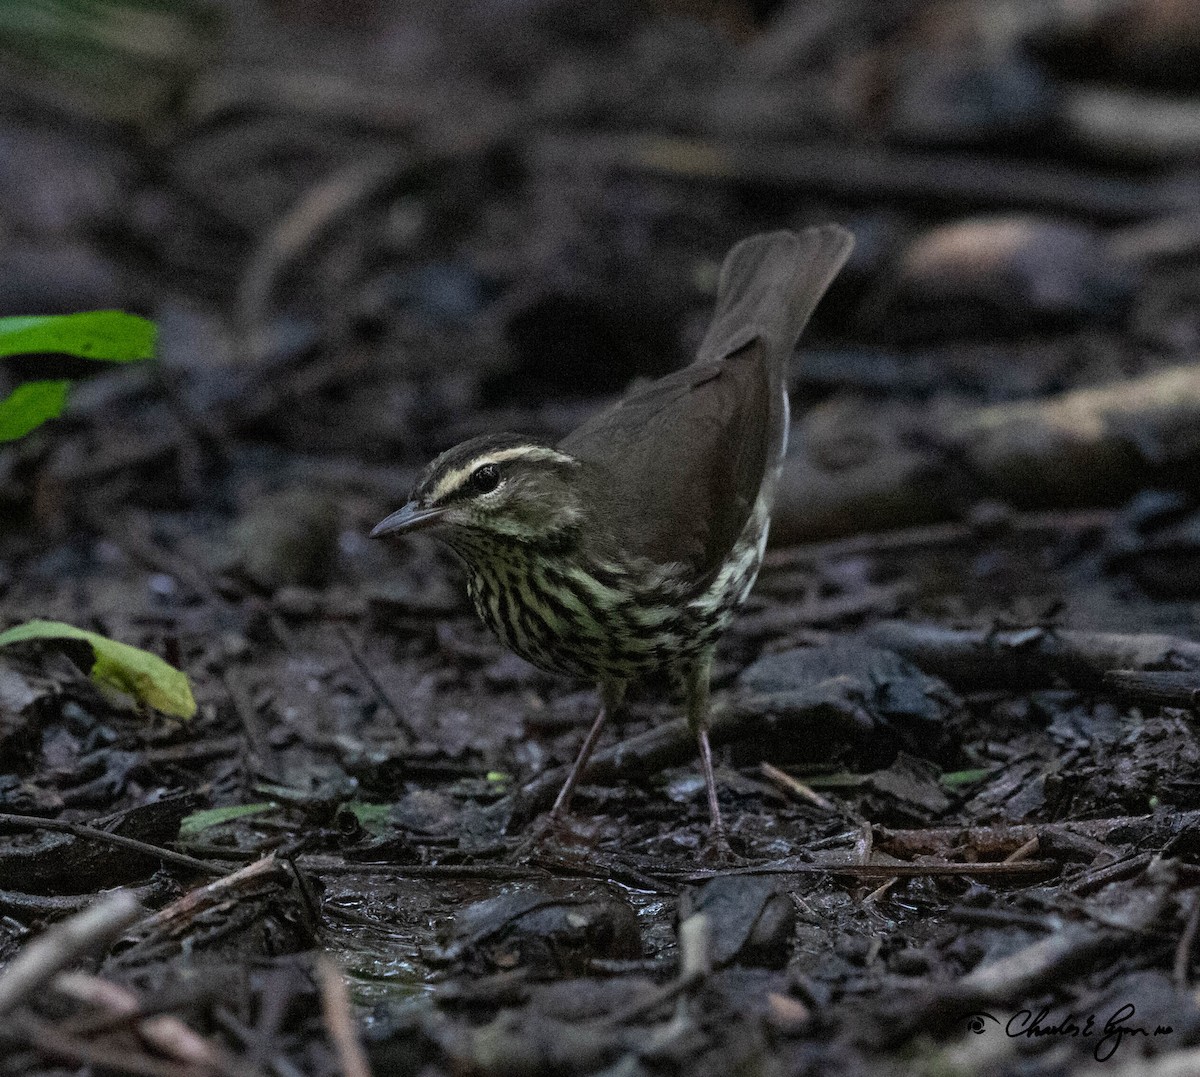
[371,433,586,548]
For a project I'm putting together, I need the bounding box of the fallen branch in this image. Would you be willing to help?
[874,811,1200,859]
[673,858,1055,883]
[772,361,1200,543]
[553,133,1175,221]
[1104,669,1200,709]
[861,622,1200,690]
[0,811,228,878]
[0,880,165,919]
[144,856,288,936]
[53,972,228,1072]
[14,1014,201,1077]
[764,509,1114,567]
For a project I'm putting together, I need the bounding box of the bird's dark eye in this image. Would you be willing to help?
[470,463,501,494]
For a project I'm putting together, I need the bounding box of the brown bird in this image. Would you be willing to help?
[372,226,854,849]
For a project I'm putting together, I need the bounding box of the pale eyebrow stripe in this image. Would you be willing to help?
[429,445,577,502]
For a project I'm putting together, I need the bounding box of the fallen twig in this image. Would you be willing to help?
[764,509,1114,567]
[598,913,711,1028]
[53,972,231,1073]
[0,811,228,878]
[501,691,877,824]
[672,858,1056,883]
[14,1014,205,1077]
[332,623,417,742]
[874,812,1200,859]
[0,891,143,1017]
[298,856,546,881]
[759,762,836,811]
[553,133,1175,220]
[1104,669,1200,709]
[144,856,289,935]
[316,955,372,1077]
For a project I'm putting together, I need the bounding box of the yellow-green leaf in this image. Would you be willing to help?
[0,379,70,442]
[0,619,195,718]
[179,803,277,839]
[0,312,156,361]
[345,802,394,836]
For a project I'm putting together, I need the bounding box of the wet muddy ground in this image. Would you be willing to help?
[4,1,1200,1074]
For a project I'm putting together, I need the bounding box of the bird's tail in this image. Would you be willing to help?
[697,225,854,368]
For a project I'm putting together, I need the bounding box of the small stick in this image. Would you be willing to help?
[54,972,229,1072]
[1003,836,1041,863]
[316,955,372,1077]
[222,666,268,759]
[16,1013,197,1077]
[0,811,226,877]
[0,891,143,1017]
[764,509,1114,569]
[598,913,711,1028]
[674,859,1055,883]
[759,762,836,811]
[298,856,545,881]
[333,624,416,741]
[146,856,287,934]
[1062,851,1155,896]
[863,878,898,905]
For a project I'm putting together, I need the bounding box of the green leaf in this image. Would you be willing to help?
[0,619,196,718]
[939,768,993,789]
[345,802,394,836]
[0,311,156,361]
[0,380,70,442]
[179,803,276,839]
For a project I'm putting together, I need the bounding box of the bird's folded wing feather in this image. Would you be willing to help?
[560,226,854,576]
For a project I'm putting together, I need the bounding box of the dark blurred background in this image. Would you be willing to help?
[4,0,1200,574]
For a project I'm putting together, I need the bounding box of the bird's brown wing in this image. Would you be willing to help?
[560,226,854,577]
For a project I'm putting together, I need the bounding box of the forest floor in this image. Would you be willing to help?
[4,1,1200,1074]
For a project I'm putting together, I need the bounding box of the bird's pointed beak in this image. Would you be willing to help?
[370,501,447,538]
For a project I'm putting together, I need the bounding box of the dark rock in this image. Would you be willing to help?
[434,880,641,976]
[861,752,951,824]
[678,875,795,968]
[739,642,960,763]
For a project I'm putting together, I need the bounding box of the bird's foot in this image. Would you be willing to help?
[508,810,590,863]
[699,827,739,865]
[507,817,552,863]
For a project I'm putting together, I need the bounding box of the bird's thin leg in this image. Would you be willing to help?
[696,724,725,839]
[685,651,731,856]
[548,679,626,825]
